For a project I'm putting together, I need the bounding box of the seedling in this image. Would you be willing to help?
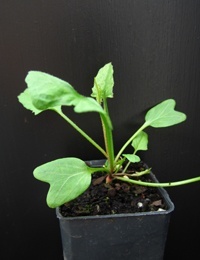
[18,62,200,208]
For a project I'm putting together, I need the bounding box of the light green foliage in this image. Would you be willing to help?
[123,154,141,163]
[25,71,77,110]
[18,89,42,115]
[123,131,148,163]
[145,99,186,128]
[22,71,106,115]
[91,62,114,101]
[18,62,200,208]
[132,131,148,152]
[33,158,98,208]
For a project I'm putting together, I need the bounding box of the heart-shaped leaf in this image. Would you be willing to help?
[33,158,96,208]
[145,99,187,128]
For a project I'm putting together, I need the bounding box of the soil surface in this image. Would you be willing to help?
[60,161,167,217]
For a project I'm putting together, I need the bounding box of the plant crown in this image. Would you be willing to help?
[18,62,200,208]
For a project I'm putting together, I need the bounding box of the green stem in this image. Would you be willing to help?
[122,160,131,173]
[115,122,149,162]
[93,79,115,173]
[54,108,108,158]
[101,113,115,174]
[101,98,115,173]
[116,176,200,187]
[89,167,107,173]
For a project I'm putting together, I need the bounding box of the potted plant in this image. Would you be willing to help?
[18,62,200,260]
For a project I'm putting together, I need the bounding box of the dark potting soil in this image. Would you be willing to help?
[60,161,167,217]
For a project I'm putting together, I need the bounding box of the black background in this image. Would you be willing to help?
[1,1,200,259]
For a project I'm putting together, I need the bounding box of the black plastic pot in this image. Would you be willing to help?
[56,160,174,260]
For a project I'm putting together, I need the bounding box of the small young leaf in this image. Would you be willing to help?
[132,131,148,153]
[145,99,187,128]
[91,62,114,101]
[123,154,141,163]
[33,158,96,208]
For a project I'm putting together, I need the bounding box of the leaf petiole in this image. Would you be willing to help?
[116,176,200,187]
[54,107,108,158]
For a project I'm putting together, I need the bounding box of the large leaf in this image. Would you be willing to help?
[145,99,187,127]
[132,131,148,153]
[23,71,105,115]
[17,89,42,115]
[25,71,77,110]
[91,62,114,101]
[33,158,96,208]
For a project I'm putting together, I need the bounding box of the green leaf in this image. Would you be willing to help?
[91,62,114,101]
[73,95,105,114]
[145,99,187,128]
[24,71,106,115]
[25,71,77,110]
[132,131,148,153]
[73,95,113,129]
[123,154,141,163]
[33,158,96,208]
[17,89,42,115]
